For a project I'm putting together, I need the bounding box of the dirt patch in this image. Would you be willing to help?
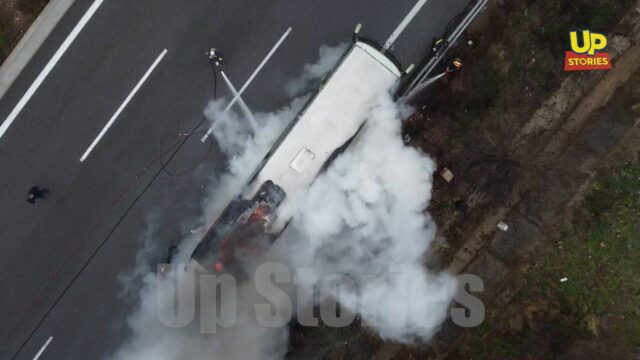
[453,145,640,359]
[437,6,640,359]
[0,0,49,65]
[408,0,639,270]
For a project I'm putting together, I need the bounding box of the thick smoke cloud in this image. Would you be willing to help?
[111,95,308,360]
[112,41,455,360]
[286,92,456,342]
[111,45,341,360]
[285,43,347,97]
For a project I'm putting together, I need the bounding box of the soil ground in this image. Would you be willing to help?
[0,0,48,65]
[452,154,640,359]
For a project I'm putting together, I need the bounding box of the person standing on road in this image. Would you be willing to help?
[206,48,224,67]
[446,57,463,73]
[26,186,49,204]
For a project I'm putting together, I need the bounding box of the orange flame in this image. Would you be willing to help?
[214,261,223,273]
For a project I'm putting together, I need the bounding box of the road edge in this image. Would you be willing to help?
[0,0,76,101]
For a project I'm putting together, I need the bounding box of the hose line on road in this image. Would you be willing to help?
[158,60,218,177]
[158,129,213,176]
[2,55,221,359]
[210,57,218,100]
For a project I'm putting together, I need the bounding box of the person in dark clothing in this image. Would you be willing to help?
[431,38,449,56]
[446,57,463,73]
[27,186,49,204]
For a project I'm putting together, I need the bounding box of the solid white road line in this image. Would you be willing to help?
[383,0,429,50]
[79,49,167,162]
[225,27,291,112]
[33,336,53,360]
[201,27,293,141]
[0,0,105,140]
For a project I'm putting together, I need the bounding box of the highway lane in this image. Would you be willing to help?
[0,0,471,358]
[0,1,217,353]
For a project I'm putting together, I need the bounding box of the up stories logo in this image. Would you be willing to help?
[564,30,612,71]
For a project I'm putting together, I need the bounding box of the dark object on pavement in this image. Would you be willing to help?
[27,186,49,204]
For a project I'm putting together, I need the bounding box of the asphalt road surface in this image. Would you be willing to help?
[0,0,470,358]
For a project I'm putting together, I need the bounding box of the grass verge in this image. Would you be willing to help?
[456,156,640,359]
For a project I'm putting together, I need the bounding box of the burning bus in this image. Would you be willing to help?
[189,26,405,274]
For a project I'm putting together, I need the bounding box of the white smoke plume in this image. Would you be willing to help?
[117,212,162,300]
[110,97,309,360]
[112,41,455,360]
[285,43,348,97]
[181,96,306,256]
[286,91,456,342]
[111,44,344,360]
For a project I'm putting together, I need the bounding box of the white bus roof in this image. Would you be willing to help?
[244,41,402,202]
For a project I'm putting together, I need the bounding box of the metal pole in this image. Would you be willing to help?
[400,72,446,102]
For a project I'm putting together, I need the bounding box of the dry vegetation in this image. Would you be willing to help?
[0,0,49,65]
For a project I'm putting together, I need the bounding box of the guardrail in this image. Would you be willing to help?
[399,0,488,100]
